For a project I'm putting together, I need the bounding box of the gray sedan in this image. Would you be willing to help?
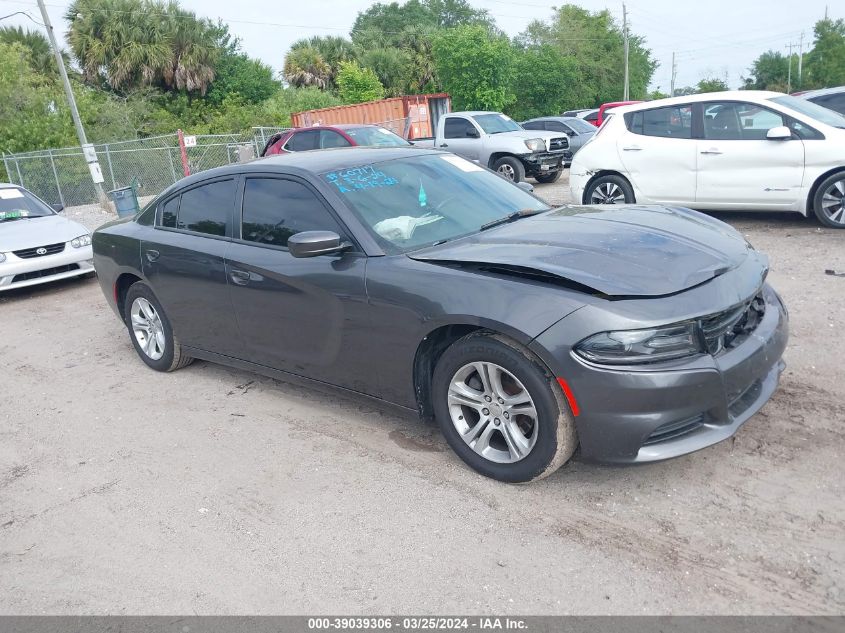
[521,116,596,162]
[92,147,788,483]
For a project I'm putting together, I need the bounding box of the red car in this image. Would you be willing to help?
[592,101,643,127]
[261,124,411,156]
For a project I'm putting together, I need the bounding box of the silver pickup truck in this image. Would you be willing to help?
[413,111,571,183]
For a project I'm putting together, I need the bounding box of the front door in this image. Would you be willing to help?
[225,175,376,395]
[695,101,805,209]
[141,177,242,356]
[441,116,481,162]
[617,103,698,204]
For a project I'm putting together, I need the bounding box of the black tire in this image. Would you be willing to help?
[583,174,635,205]
[492,156,526,183]
[123,282,193,372]
[432,332,578,483]
[812,171,845,228]
[535,170,562,184]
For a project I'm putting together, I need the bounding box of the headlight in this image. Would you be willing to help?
[0,252,5,263]
[524,138,546,152]
[71,234,91,248]
[574,322,702,365]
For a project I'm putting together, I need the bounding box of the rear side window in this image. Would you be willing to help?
[160,179,235,237]
[241,178,345,249]
[627,105,692,139]
[287,130,320,151]
[444,117,475,139]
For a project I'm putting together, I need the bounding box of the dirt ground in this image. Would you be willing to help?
[1,173,843,615]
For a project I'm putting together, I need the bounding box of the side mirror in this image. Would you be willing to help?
[766,126,792,140]
[52,203,64,212]
[516,181,534,193]
[466,128,480,138]
[288,231,350,258]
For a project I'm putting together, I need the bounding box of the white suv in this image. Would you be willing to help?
[569,90,845,228]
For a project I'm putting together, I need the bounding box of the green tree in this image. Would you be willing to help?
[207,52,277,105]
[697,77,729,93]
[260,87,343,126]
[433,25,515,111]
[353,0,491,47]
[806,17,845,87]
[0,26,64,77]
[508,44,581,119]
[336,60,386,103]
[283,46,330,89]
[647,88,669,100]
[65,0,220,93]
[743,50,789,90]
[358,47,411,96]
[288,36,356,91]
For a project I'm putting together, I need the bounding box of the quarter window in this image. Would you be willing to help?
[703,102,785,140]
[241,178,344,249]
[628,105,692,138]
[160,196,179,228]
[163,179,235,236]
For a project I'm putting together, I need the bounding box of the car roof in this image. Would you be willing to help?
[297,124,387,131]
[0,182,22,189]
[525,116,587,123]
[449,111,508,117]
[799,86,845,99]
[605,90,785,115]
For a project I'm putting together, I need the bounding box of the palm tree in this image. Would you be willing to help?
[288,36,355,90]
[283,46,330,89]
[0,26,64,77]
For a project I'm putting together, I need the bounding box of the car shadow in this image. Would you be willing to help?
[0,274,97,304]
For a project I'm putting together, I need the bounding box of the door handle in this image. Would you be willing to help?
[439,143,449,147]
[700,149,723,155]
[145,249,160,262]
[622,146,642,151]
[229,269,250,286]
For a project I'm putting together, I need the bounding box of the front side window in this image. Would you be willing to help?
[521,121,544,131]
[287,130,320,152]
[704,102,786,140]
[165,179,235,237]
[241,178,344,249]
[444,117,476,139]
[628,105,692,139]
[545,121,569,134]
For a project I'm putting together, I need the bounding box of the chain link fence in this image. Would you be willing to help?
[1,128,291,208]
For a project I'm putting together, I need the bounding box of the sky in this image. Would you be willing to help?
[0,0,838,92]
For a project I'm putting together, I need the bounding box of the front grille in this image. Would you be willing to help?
[643,414,705,446]
[549,137,569,151]
[12,263,79,283]
[13,242,65,259]
[700,293,765,355]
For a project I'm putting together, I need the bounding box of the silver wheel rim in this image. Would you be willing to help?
[590,181,626,204]
[447,362,538,464]
[820,179,845,226]
[497,164,515,180]
[130,297,166,361]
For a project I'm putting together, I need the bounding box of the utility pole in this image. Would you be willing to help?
[670,52,677,97]
[36,0,109,208]
[798,31,804,89]
[622,3,630,101]
[786,41,795,94]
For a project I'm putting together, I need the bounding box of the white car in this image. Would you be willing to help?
[569,91,845,228]
[0,183,95,291]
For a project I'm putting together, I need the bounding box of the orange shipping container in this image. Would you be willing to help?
[291,94,451,140]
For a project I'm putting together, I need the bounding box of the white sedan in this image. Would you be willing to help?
[0,183,95,291]
[569,90,845,228]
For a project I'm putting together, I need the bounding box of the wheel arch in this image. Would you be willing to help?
[114,272,144,317]
[487,152,524,170]
[806,166,845,217]
[580,170,633,204]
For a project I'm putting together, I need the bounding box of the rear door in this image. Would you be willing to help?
[141,177,242,356]
[617,104,698,204]
[695,101,805,209]
[225,175,376,394]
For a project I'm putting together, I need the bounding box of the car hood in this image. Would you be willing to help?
[493,130,561,142]
[409,205,765,297]
[0,214,88,252]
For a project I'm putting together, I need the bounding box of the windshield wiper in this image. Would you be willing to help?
[479,208,546,231]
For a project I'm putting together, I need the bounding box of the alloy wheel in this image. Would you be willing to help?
[590,182,625,204]
[497,164,515,180]
[130,297,166,360]
[447,362,539,463]
[820,178,845,226]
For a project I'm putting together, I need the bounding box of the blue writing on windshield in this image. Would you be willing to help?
[324,165,399,194]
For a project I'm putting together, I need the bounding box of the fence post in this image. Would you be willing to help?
[2,152,11,183]
[104,143,116,190]
[167,148,178,183]
[177,129,190,177]
[47,149,65,207]
[14,157,23,186]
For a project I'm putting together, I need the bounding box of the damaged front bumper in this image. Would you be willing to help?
[522,151,570,174]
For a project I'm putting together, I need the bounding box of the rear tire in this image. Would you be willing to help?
[493,156,526,183]
[123,282,193,372]
[812,172,845,228]
[583,174,635,205]
[535,170,562,184]
[432,332,577,483]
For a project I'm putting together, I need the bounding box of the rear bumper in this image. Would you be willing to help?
[0,245,94,291]
[532,284,789,464]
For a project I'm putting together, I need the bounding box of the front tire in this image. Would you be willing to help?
[535,170,562,184]
[583,174,635,205]
[432,333,577,483]
[124,282,193,372]
[812,172,845,228]
[493,156,526,183]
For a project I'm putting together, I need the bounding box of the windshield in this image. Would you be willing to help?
[564,118,597,134]
[473,114,522,134]
[323,154,549,253]
[769,95,845,128]
[345,126,410,147]
[0,187,55,223]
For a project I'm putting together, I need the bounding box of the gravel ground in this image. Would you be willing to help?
[1,173,843,615]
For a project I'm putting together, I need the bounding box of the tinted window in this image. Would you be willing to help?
[320,130,352,149]
[160,196,179,228]
[444,117,475,139]
[628,105,692,138]
[175,180,235,236]
[565,118,597,134]
[288,130,320,151]
[545,121,569,133]
[521,121,544,130]
[810,93,845,116]
[241,178,344,248]
[704,102,784,140]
